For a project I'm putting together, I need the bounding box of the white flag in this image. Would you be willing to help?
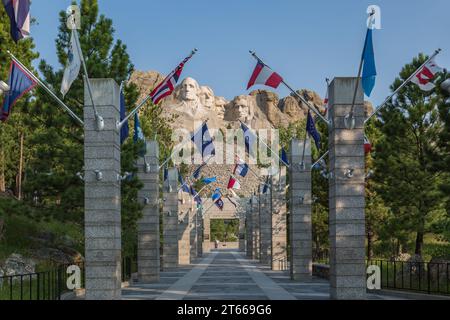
[60,30,81,97]
[411,58,443,91]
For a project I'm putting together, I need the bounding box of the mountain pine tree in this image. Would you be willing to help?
[373,53,448,256]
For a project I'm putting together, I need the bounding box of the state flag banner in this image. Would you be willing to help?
[1,60,37,122]
[306,111,321,150]
[227,176,241,190]
[247,61,283,90]
[2,0,31,43]
[149,51,195,105]
[411,58,443,91]
[233,162,249,178]
[241,122,257,155]
[191,122,215,159]
[61,31,81,97]
[215,198,224,211]
[364,135,372,154]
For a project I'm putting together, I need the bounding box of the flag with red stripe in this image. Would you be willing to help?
[149,52,195,105]
[247,61,283,90]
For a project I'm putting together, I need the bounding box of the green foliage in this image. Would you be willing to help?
[373,53,449,256]
[210,219,239,242]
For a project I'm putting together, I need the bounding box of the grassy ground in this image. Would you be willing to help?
[0,197,83,267]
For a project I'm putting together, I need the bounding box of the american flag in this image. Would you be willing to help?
[149,50,197,105]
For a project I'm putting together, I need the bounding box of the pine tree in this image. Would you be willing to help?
[0,6,39,199]
[22,1,141,252]
[373,53,448,257]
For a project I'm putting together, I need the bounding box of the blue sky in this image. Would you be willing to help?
[30,0,450,107]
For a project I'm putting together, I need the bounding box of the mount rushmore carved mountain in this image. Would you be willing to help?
[129,70,373,197]
[129,70,337,129]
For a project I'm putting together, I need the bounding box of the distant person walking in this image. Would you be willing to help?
[215,239,219,249]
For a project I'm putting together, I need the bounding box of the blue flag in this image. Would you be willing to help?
[202,177,217,185]
[178,170,191,193]
[241,122,257,155]
[361,28,377,97]
[212,188,221,202]
[190,186,202,204]
[163,166,168,182]
[191,122,215,159]
[306,111,321,150]
[134,113,146,156]
[281,148,289,166]
[2,0,31,43]
[1,60,36,122]
[262,180,269,194]
[215,198,224,211]
[120,87,129,144]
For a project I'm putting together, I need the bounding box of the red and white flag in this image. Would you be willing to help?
[247,61,283,90]
[227,175,241,190]
[411,58,443,91]
[364,135,372,154]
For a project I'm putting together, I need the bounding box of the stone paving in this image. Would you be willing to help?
[122,249,404,300]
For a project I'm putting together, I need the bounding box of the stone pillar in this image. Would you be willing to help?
[328,78,366,299]
[259,184,272,265]
[162,168,178,270]
[178,193,191,265]
[246,201,253,258]
[239,215,246,252]
[289,139,312,281]
[197,208,204,257]
[84,79,121,300]
[137,141,160,283]
[271,167,287,271]
[189,202,198,261]
[251,195,260,260]
[202,215,211,253]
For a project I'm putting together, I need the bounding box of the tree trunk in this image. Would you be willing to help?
[0,147,5,192]
[415,231,424,256]
[0,218,4,240]
[16,132,24,200]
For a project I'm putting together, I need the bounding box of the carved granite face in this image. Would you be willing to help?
[200,86,215,109]
[227,95,255,124]
[180,77,200,101]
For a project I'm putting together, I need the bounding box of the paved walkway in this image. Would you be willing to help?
[122,249,403,300]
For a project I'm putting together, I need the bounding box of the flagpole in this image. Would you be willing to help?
[238,120,290,168]
[177,154,214,192]
[300,128,308,169]
[71,22,103,130]
[312,150,329,169]
[346,10,376,129]
[118,48,198,129]
[201,196,222,217]
[364,48,442,125]
[248,51,329,125]
[6,51,84,126]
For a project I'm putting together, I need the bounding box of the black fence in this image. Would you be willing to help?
[0,256,137,300]
[367,259,450,296]
[0,262,84,300]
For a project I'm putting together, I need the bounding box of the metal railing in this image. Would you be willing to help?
[367,259,450,296]
[0,263,84,300]
[0,256,137,300]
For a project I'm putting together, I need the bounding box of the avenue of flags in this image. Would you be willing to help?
[1,4,449,215]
